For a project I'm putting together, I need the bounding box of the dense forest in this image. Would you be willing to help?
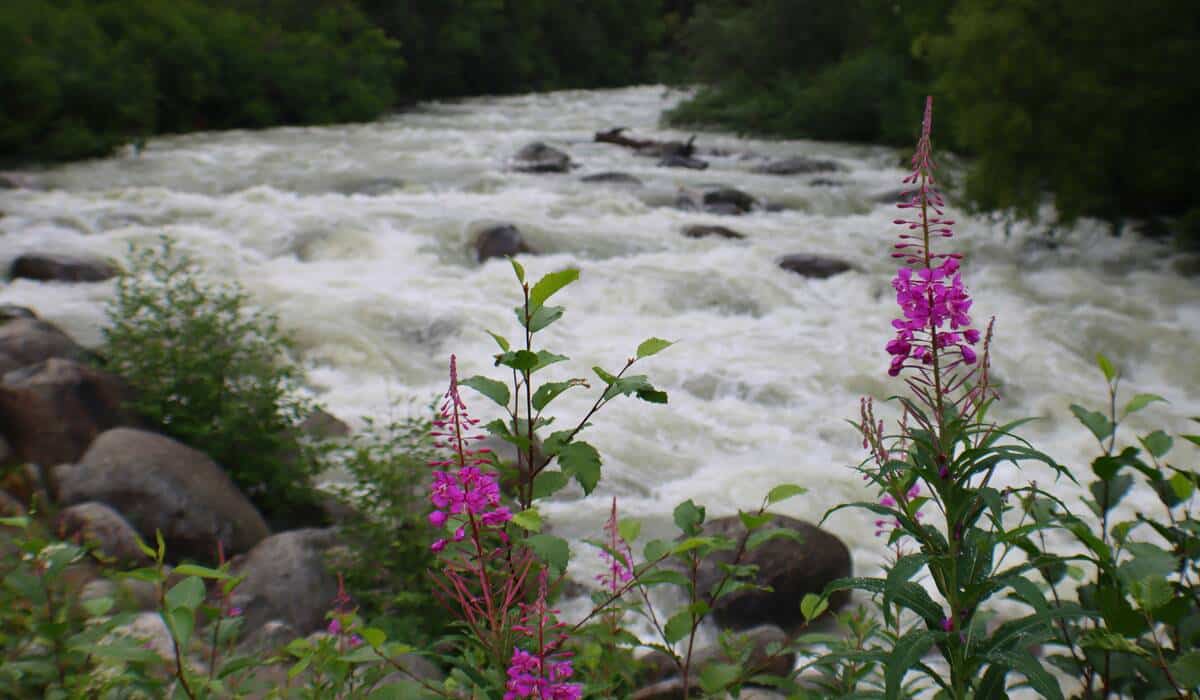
[2,0,1197,236]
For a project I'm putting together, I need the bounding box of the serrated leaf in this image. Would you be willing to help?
[673,499,705,535]
[531,470,570,499]
[664,610,694,645]
[526,534,570,575]
[532,379,585,412]
[521,304,564,333]
[165,576,205,612]
[532,350,568,373]
[511,508,543,532]
[1125,393,1167,416]
[800,593,829,623]
[767,484,807,505]
[1097,353,1117,382]
[1140,430,1174,459]
[699,662,741,694]
[461,375,510,407]
[1071,404,1114,442]
[529,268,580,310]
[636,337,673,359]
[558,441,602,494]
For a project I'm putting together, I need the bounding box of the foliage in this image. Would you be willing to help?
[331,410,452,645]
[101,238,324,529]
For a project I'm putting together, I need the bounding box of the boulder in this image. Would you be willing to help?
[0,359,143,469]
[512,142,573,173]
[52,428,271,560]
[751,157,842,176]
[57,501,149,565]
[237,619,302,656]
[0,318,87,367]
[229,528,341,637]
[777,254,854,279]
[682,225,746,240]
[299,408,351,440]
[580,172,643,186]
[694,515,850,631]
[474,224,534,263]
[658,154,709,170]
[677,187,757,215]
[0,304,37,323]
[10,253,119,283]
[377,654,446,684]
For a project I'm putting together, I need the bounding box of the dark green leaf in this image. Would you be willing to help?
[1169,651,1200,689]
[524,305,564,333]
[699,662,741,695]
[983,649,1064,700]
[884,630,934,700]
[1139,430,1173,459]
[738,511,774,531]
[1090,473,1133,514]
[557,441,602,494]
[673,499,705,536]
[746,527,803,551]
[460,376,510,407]
[526,534,570,575]
[532,379,586,412]
[172,564,228,580]
[664,610,694,645]
[532,350,568,373]
[637,569,691,587]
[1071,404,1114,443]
[635,387,669,404]
[531,470,570,499]
[497,350,539,372]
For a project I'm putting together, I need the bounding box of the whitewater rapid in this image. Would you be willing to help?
[3,86,1199,590]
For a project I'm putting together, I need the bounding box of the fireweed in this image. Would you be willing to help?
[827,97,1075,700]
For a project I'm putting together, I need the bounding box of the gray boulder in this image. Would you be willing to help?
[777,254,854,279]
[752,157,842,176]
[474,224,534,263]
[10,253,119,283]
[57,502,149,565]
[695,515,850,631]
[0,304,37,323]
[677,187,757,215]
[229,529,341,637]
[658,154,709,170]
[580,172,643,186]
[512,142,573,173]
[0,358,142,470]
[53,428,270,560]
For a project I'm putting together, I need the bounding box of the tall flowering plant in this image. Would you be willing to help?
[825,97,1076,700]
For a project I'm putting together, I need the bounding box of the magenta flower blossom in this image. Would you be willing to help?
[428,355,512,551]
[505,571,583,700]
[874,483,924,538]
[596,497,634,593]
[886,97,979,378]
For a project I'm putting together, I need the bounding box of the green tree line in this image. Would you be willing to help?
[2,0,1196,236]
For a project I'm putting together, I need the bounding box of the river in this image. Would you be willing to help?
[3,85,1199,590]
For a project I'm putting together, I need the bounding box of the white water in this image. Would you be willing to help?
[3,86,1200,590]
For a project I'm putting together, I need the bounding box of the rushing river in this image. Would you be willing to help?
[3,86,1200,589]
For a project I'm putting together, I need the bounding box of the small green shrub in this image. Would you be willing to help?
[101,238,324,529]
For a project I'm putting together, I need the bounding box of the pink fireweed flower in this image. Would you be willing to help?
[505,570,583,700]
[428,355,512,551]
[596,497,635,593]
[886,97,979,377]
[874,483,924,538]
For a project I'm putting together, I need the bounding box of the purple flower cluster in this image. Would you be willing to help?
[886,258,980,376]
[874,483,924,537]
[429,355,511,552]
[505,572,583,700]
[885,96,980,377]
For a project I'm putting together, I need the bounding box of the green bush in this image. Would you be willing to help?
[101,239,324,529]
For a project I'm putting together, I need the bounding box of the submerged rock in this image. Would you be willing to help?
[777,254,854,279]
[10,253,119,283]
[677,186,757,215]
[658,154,709,170]
[512,142,573,173]
[682,224,746,240]
[752,156,842,175]
[580,171,643,186]
[474,224,534,263]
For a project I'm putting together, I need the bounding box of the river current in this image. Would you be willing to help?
[3,86,1199,590]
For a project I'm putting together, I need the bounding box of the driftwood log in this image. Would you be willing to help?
[594,128,696,158]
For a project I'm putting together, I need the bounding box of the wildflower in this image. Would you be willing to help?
[227,606,243,618]
[505,571,583,700]
[596,497,634,593]
[940,616,953,632]
[327,618,342,635]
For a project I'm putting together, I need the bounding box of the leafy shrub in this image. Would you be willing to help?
[101,239,324,529]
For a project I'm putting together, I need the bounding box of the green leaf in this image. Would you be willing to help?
[558,441,602,495]
[673,499,705,536]
[510,258,525,284]
[984,649,1064,700]
[1125,393,1166,416]
[532,350,568,373]
[165,576,206,612]
[486,330,510,351]
[746,527,803,551]
[1071,404,1114,443]
[1090,473,1134,514]
[664,610,694,645]
[461,375,510,407]
[361,627,387,648]
[340,644,383,663]
[522,304,564,333]
[1169,472,1195,501]
[167,607,195,651]
[1169,651,1200,689]
[532,379,586,412]
[593,366,617,384]
[369,681,428,700]
[531,470,570,499]
[739,511,774,531]
[637,569,691,587]
[767,484,807,505]
[800,593,829,623]
[1097,353,1117,382]
[82,596,115,618]
[497,350,539,372]
[643,539,670,562]
[618,518,641,545]
[511,508,543,532]
[1078,629,1151,656]
[635,387,669,404]
[288,655,312,680]
[1130,575,1174,612]
[699,662,741,695]
[636,337,674,359]
[1140,430,1174,459]
[526,534,570,575]
[172,564,228,580]
[884,630,934,700]
[89,640,162,664]
[529,269,579,310]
